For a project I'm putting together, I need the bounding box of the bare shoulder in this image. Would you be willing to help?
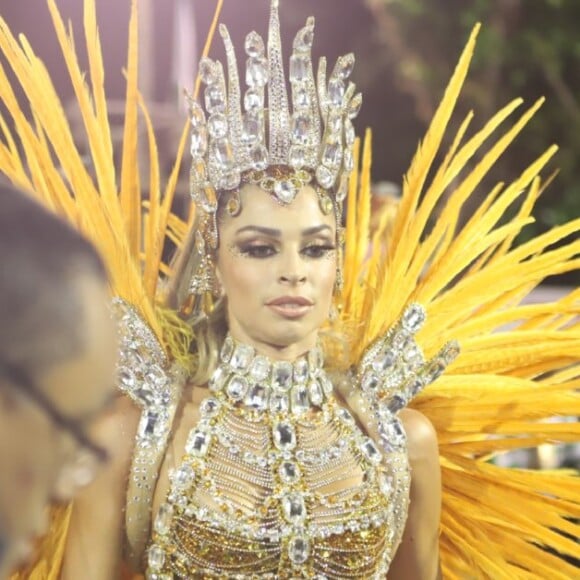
[399,408,439,465]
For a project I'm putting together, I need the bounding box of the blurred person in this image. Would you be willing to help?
[0,185,117,578]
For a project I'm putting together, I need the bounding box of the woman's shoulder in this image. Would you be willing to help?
[399,408,439,465]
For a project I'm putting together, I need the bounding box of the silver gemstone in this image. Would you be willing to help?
[226,375,249,400]
[337,407,355,425]
[272,361,294,391]
[326,111,342,135]
[288,534,310,564]
[279,460,300,484]
[209,365,228,392]
[273,422,296,451]
[245,383,269,411]
[249,144,269,171]
[360,437,382,464]
[154,503,174,535]
[442,340,460,364]
[294,86,310,109]
[362,372,380,392]
[220,336,235,362]
[372,348,396,373]
[316,165,336,189]
[245,31,265,57]
[207,113,228,139]
[291,384,310,415]
[211,138,235,170]
[190,125,208,158]
[270,393,289,414]
[318,374,333,395]
[385,394,406,414]
[249,355,271,382]
[230,344,254,371]
[379,472,393,496]
[293,358,309,383]
[186,430,211,457]
[408,376,424,396]
[200,397,221,417]
[322,138,343,169]
[402,303,426,332]
[343,148,354,172]
[290,54,309,83]
[282,493,306,523]
[378,417,407,450]
[289,145,307,169]
[246,56,268,87]
[292,113,312,145]
[328,78,345,107]
[204,84,226,114]
[294,25,314,52]
[348,93,363,119]
[219,170,241,191]
[189,101,206,127]
[198,57,217,84]
[241,111,264,144]
[344,120,356,146]
[308,347,323,370]
[138,409,166,441]
[148,544,166,571]
[244,87,264,111]
[337,53,355,80]
[170,462,194,488]
[308,380,324,406]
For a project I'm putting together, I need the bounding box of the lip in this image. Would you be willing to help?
[266,296,313,319]
[267,296,313,307]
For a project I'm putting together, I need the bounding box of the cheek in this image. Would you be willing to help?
[218,253,265,305]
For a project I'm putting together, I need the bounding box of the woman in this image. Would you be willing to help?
[2,0,579,578]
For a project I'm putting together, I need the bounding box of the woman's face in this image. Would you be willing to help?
[216,183,337,359]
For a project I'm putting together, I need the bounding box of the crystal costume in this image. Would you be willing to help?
[1,0,579,578]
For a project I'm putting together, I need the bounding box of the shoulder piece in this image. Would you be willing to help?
[112,298,186,569]
[356,303,459,453]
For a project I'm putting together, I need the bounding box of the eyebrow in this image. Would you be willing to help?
[235,225,334,237]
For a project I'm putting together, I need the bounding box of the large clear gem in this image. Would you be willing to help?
[245,31,265,57]
[322,138,343,169]
[289,145,307,169]
[270,393,289,414]
[372,348,396,373]
[308,380,324,406]
[316,165,336,189]
[294,24,314,52]
[186,429,211,456]
[211,138,235,170]
[241,111,264,144]
[273,180,298,204]
[272,361,293,391]
[279,460,300,484]
[292,113,312,145]
[402,303,426,332]
[209,365,228,392]
[154,503,174,535]
[337,407,355,425]
[290,54,309,83]
[118,368,136,391]
[220,336,234,362]
[360,437,382,464]
[344,120,356,146]
[148,544,166,570]
[291,384,310,415]
[200,397,221,417]
[204,84,226,114]
[208,113,228,139]
[230,344,254,371]
[273,422,296,451]
[362,372,380,393]
[404,343,423,364]
[249,144,269,171]
[318,374,333,396]
[293,358,309,383]
[246,56,268,87]
[343,149,355,173]
[244,87,264,111]
[385,394,406,414]
[189,102,206,127]
[337,53,355,80]
[348,93,363,119]
[379,472,393,496]
[288,534,310,564]
[245,383,269,411]
[379,417,407,451]
[294,86,310,109]
[249,355,270,382]
[190,125,208,158]
[198,57,216,85]
[171,463,195,489]
[328,78,346,107]
[282,493,306,523]
[138,409,166,441]
[219,170,241,191]
[226,375,249,400]
[326,111,342,135]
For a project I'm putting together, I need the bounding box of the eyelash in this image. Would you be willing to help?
[238,243,336,259]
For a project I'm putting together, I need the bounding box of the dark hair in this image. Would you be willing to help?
[0,184,107,374]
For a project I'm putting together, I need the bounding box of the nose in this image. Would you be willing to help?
[278,250,307,285]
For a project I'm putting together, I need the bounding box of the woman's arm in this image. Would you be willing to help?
[61,396,139,580]
[388,408,442,580]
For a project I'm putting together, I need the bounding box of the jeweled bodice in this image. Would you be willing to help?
[146,337,411,579]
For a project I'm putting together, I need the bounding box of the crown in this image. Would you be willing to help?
[187,0,362,234]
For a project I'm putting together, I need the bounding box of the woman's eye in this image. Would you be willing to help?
[239,244,277,258]
[302,244,336,258]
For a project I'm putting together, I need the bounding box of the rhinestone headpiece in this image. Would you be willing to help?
[186,0,361,306]
[188,0,361,238]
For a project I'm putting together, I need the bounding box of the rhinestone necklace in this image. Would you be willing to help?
[147,335,410,579]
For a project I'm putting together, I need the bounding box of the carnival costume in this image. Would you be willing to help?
[1,0,579,578]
